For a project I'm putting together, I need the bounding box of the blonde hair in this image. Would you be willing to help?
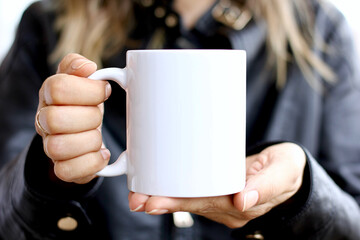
[50,0,335,88]
[250,0,336,89]
[49,0,133,67]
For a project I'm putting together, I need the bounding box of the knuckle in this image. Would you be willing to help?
[73,176,95,185]
[38,84,45,100]
[225,220,248,229]
[58,53,81,72]
[63,52,79,60]
[44,74,66,104]
[45,107,61,133]
[45,135,64,160]
[48,76,66,104]
[45,74,59,85]
[54,161,73,182]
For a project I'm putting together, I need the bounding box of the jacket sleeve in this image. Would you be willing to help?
[232,4,360,240]
[281,8,360,237]
[0,3,103,239]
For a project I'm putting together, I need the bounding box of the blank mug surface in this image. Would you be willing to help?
[92,50,246,197]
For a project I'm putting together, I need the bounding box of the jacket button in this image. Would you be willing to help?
[165,14,178,28]
[245,231,264,239]
[140,0,154,7]
[57,216,78,231]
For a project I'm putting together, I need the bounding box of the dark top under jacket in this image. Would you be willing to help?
[0,0,360,239]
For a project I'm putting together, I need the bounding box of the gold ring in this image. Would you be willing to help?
[35,108,49,135]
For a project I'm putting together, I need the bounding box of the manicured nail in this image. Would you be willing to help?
[71,58,94,70]
[100,148,111,160]
[130,204,144,212]
[242,190,259,212]
[105,82,111,100]
[145,209,169,215]
[43,136,50,156]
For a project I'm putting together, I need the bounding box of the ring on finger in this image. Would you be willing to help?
[36,107,49,135]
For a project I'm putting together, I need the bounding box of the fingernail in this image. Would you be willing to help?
[100,148,111,160]
[145,209,169,215]
[105,82,111,100]
[242,190,259,212]
[130,204,144,212]
[43,136,50,156]
[71,58,94,70]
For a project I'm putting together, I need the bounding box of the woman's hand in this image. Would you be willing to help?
[35,53,111,184]
[128,142,306,228]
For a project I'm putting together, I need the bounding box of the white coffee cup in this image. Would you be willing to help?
[89,49,246,197]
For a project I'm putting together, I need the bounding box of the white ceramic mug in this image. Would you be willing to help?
[89,49,246,197]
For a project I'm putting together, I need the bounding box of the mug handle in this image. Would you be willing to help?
[88,68,128,177]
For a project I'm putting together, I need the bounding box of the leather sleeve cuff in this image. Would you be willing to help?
[24,134,102,200]
[5,134,103,239]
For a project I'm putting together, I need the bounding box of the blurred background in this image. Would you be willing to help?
[0,0,359,62]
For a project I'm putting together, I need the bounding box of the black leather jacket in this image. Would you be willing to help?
[0,1,360,239]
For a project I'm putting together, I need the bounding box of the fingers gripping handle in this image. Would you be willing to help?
[88,67,128,177]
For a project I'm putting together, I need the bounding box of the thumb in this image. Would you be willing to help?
[57,53,97,77]
[233,182,260,212]
[233,163,281,212]
[234,143,306,212]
